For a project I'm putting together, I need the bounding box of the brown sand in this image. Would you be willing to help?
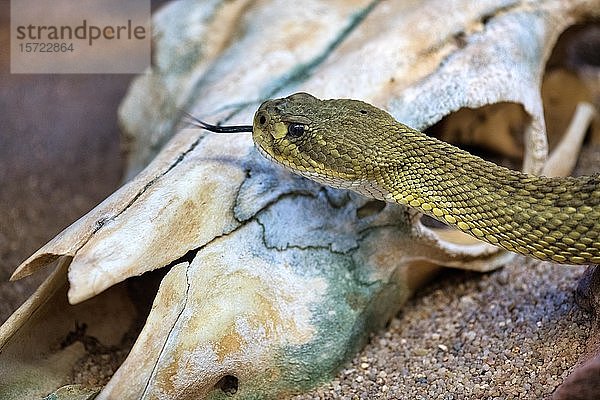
[295,262,590,399]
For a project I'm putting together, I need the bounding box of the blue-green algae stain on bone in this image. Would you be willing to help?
[206,245,405,400]
[276,250,395,392]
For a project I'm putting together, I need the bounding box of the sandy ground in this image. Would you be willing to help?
[295,261,590,400]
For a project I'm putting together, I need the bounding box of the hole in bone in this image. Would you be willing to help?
[567,25,600,68]
[419,216,483,245]
[424,102,527,172]
[356,200,386,219]
[542,70,595,151]
[420,215,446,229]
[543,22,600,151]
[215,374,239,395]
[546,22,600,71]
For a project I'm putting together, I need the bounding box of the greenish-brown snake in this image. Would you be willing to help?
[193,92,600,265]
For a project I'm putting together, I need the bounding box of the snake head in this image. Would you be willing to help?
[252,92,397,195]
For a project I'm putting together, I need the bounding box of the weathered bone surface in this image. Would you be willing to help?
[1,0,599,399]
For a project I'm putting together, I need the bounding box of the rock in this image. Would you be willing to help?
[553,353,600,400]
[555,265,600,400]
[576,265,600,315]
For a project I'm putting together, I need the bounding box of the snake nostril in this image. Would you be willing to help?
[259,115,267,125]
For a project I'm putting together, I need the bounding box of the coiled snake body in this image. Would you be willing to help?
[198,92,600,265]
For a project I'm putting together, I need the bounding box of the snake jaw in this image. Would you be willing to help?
[254,133,391,200]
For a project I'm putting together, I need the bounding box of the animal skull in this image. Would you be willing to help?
[1,0,598,398]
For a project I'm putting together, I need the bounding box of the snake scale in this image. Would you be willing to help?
[195,92,600,265]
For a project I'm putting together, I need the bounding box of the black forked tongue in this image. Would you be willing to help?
[184,112,253,133]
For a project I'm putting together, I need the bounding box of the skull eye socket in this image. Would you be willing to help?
[287,123,305,138]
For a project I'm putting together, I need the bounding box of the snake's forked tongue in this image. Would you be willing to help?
[185,112,253,134]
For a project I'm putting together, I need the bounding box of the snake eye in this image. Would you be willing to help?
[287,123,305,138]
